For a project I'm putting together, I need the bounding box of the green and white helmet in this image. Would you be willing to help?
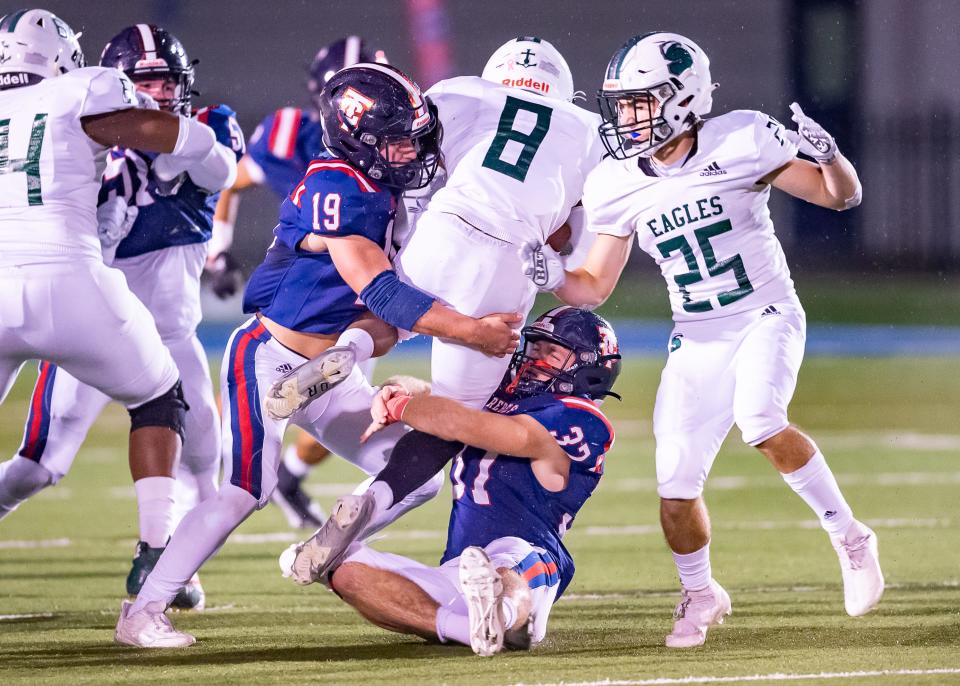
[0,9,85,82]
[482,36,574,102]
[598,32,715,159]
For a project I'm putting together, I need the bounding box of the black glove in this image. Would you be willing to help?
[207,251,243,299]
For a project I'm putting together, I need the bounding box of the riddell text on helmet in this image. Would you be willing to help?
[501,77,550,94]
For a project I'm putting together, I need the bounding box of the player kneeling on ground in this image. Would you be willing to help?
[281,307,621,656]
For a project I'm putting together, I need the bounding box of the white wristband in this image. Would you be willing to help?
[172,115,216,162]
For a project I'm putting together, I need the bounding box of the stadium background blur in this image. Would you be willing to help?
[1,2,958,684]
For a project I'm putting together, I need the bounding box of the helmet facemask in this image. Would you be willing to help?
[505,335,580,398]
[130,70,194,114]
[369,106,442,190]
[599,81,688,159]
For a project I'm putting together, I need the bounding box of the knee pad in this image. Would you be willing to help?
[737,409,789,446]
[655,445,708,500]
[129,380,189,441]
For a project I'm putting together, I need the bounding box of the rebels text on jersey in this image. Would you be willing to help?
[441,390,615,597]
[0,67,137,265]
[425,76,603,246]
[584,110,800,323]
[242,154,396,334]
[98,104,246,259]
[246,107,323,197]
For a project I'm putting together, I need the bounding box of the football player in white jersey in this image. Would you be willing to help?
[0,9,236,589]
[284,36,606,587]
[520,32,880,648]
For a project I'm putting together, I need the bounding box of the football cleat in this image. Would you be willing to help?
[115,600,196,648]
[458,546,505,657]
[665,580,732,648]
[126,540,165,597]
[831,521,884,617]
[287,493,375,585]
[169,573,206,612]
[264,345,356,420]
[270,462,326,529]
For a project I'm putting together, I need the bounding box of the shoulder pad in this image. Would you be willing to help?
[289,159,382,206]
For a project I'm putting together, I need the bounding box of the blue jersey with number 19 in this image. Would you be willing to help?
[242,154,397,334]
[441,389,615,597]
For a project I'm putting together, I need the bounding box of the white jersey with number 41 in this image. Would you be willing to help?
[0,66,137,266]
[584,110,801,323]
[425,76,603,246]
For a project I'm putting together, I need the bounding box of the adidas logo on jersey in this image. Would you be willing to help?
[699,161,727,177]
[761,305,781,317]
[0,72,30,88]
[275,363,294,374]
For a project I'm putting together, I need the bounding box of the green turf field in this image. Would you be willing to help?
[1,356,959,685]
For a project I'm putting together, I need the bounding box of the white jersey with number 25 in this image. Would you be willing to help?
[0,67,137,265]
[425,76,603,246]
[584,110,800,323]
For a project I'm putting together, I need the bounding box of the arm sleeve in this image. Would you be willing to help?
[583,166,635,238]
[526,399,615,475]
[80,68,138,118]
[753,111,800,178]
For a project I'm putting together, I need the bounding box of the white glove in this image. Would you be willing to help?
[96,196,139,248]
[519,241,566,292]
[785,102,838,163]
[135,91,160,110]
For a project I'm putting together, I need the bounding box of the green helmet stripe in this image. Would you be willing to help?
[608,31,666,79]
[2,9,27,32]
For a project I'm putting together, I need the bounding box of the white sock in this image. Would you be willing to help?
[365,479,395,512]
[781,450,854,537]
[134,476,176,548]
[673,542,712,591]
[435,606,471,645]
[131,483,256,613]
[282,444,310,478]
[336,328,374,364]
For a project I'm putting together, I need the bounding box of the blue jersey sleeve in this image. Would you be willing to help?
[285,167,394,241]
[526,396,615,475]
[195,104,245,161]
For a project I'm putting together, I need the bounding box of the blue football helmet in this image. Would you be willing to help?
[308,36,386,113]
[100,24,196,115]
[319,63,441,190]
[504,307,622,401]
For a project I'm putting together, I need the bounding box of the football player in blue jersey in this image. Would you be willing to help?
[116,63,520,648]
[282,307,620,656]
[210,36,388,530]
[0,24,243,611]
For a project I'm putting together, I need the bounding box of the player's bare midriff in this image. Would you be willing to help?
[257,315,339,359]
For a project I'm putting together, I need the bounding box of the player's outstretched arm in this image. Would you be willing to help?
[82,108,181,152]
[765,102,862,211]
[521,233,632,308]
[367,387,561,461]
[319,234,520,357]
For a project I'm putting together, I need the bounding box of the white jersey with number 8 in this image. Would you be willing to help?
[0,66,137,266]
[584,110,800,323]
[424,76,603,246]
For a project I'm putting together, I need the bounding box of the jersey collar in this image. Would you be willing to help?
[636,125,700,177]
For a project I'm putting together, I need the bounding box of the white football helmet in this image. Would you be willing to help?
[482,36,574,102]
[598,32,716,159]
[0,9,85,81]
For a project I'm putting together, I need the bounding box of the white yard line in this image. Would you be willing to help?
[0,537,70,549]
[0,612,55,621]
[510,667,960,686]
